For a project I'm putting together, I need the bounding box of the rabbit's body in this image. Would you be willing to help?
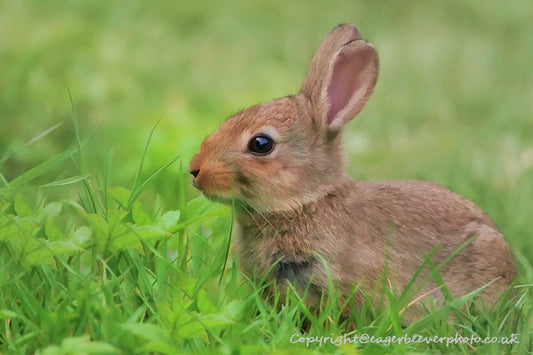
[235,178,515,312]
[190,23,515,318]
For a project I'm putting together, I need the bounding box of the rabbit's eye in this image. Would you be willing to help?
[248,134,275,155]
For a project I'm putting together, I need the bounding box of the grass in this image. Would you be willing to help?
[1,0,532,353]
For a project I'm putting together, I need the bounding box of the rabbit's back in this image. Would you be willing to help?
[356,180,515,297]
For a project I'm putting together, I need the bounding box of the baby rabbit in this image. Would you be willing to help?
[189,23,515,320]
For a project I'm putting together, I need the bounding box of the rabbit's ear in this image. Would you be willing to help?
[301,24,378,130]
[320,40,379,130]
[301,23,362,98]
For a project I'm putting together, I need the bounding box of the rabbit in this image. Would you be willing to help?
[189,23,516,321]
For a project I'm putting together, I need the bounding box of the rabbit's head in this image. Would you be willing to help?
[190,24,379,212]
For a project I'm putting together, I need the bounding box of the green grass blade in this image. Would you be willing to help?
[400,234,478,308]
[68,89,86,175]
[176,161,187,271]
[0,174,91,195]
[39,174,92,188]
[0,123,62,171]
[130,119,161,203]
[0,172,9,188]
[68,89,99,214]
[126,155,180,210]
[177,160,185,211]
[25,123,63,147]
[218,186,235,285]
[103,151,113,217]
[9,147,77,188]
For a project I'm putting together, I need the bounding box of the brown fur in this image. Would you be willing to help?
[189,23,516,320]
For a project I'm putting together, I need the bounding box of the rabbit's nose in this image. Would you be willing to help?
[190,169,200,178]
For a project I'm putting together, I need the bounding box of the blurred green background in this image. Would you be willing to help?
[1,0,532,259]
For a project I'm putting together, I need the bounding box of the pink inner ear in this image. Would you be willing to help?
[326,53,364,124]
